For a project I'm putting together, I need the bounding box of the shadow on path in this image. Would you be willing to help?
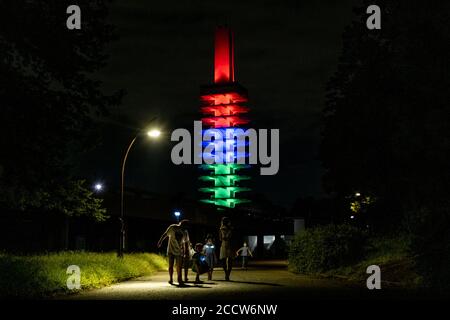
[175,284,213,289]
[169,281,219,289]
[215,279,283,287]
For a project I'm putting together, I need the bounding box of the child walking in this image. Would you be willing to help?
[236,241,253,270]
[203,235,217,280]
[192,243,209,283]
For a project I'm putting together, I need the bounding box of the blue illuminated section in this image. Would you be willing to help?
[201,127,251,164]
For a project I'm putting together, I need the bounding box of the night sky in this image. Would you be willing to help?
[82,0,359,208]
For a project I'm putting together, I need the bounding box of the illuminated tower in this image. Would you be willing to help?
[199,27,251,209]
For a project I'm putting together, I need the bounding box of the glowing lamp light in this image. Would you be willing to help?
[350,215,355,219]
[147,129,161,138]
[355,192,361,197]
[174,211,181,218]
[94,183,103,191]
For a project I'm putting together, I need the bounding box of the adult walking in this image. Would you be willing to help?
[219,217,233,281]
[157,219,190,285]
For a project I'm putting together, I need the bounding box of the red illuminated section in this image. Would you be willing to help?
[201,92,249,128]
[214,27,234,84]
[201,105,249,117]
[202,115,249,128]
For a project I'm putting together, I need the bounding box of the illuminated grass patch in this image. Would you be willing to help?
[0,252,168,298]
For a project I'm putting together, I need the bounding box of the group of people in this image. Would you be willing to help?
[157,217,253,285]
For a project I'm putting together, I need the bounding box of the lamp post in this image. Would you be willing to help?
[118,126,161,258]
[174,210,181,223]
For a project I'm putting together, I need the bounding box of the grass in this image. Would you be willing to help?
[322,236,421,287]
[0,252,168,298]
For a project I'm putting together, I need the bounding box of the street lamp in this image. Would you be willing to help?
[174,210,181,222]
[147,129,161,138]
[118,125,161,258]
[94,183,103,192]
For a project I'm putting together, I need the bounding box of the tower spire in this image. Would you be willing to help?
[214,27,235,84]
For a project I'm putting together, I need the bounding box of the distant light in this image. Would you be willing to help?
[174,211,181,217]
[355,192,361,197]
[350,215,355,219]
[147,129,161,138]
[94,183,103,191]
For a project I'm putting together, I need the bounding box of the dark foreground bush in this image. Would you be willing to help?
[406,206,450,290]
[0,252,167,298]
[289,224,367,274]
[323,235,419,287]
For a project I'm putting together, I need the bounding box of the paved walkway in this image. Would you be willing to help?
[61,260,399,300]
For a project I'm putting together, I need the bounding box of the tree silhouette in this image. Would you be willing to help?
[0,0,122,218]
[321,0,450,226]
[321,0,450,288]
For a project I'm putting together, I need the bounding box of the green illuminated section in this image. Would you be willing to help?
[199,186,250,198]
[199,163,251,208]
[199,163,249,175]
[199,175,250,186]
[200,198,250,208]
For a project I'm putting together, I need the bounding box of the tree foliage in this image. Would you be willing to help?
[321,0,450,288]
[321,1,450,224]
[0,0,121,219]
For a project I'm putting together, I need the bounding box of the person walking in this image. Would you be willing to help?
[203,235,217,281]
[183,242,194,282]
[157,219,190,285]
[219,217,233,281]
[236,241,253,270]
[191,242,209,284]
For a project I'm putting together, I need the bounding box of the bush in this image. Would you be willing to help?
[0,252,168,298]
[324,235,420,286]
[289,224,367,274]
[405,206,450,290]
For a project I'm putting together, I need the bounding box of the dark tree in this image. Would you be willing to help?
[0,0,122,219]
[321,0,450,226]
[321,0,450,288]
